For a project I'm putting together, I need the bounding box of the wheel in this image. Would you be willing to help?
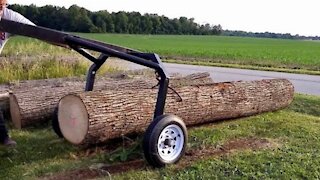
[143,114,187,168]
[52,106,64,138]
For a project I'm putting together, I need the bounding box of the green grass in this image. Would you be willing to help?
[0,36,90,83]
[0,58,88,83]
[3,34,320,73]
[2,36,71,56]
[1,94,319,179]
[0,50,119,83]
[80,34,320,72]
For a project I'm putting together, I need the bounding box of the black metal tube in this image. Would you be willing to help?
[154,78,169,118]
[85,54,109,91]
[71,46,101,64]
[65,36,165,76]
[85,64,98,91]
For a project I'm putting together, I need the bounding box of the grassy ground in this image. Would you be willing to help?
[0,38,120,83]
[0,94,319,179]
[1,37,71,56]
[0,34,319,179]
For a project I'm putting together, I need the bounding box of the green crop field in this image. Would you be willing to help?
[3,34,320,74]
[80,34,320,71]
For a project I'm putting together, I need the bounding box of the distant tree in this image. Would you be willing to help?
[159,16,174,34]
[171,18,181,34]
[127,12,141,34]
[37,5,67,30]
[150,14,161,34]
[67,5,95,32]
[98,11,115,33]
[90,10,114,33]
[9,3,228,36]
[113,11,129,33]
[139,14,153,34]
[23,4,39,24]
[212,24,223,35]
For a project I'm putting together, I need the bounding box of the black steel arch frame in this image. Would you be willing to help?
[0,19,170,119]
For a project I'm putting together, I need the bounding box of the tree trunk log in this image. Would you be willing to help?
[57,78,294,146]
[0,77,85,115]
[8,73,213,129]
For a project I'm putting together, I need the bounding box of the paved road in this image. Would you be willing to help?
[122,62,320,96]
[164,63,320,96]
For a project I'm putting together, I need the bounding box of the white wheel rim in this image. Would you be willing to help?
[157,124,185,162]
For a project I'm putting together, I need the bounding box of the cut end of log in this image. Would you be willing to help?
[58,94,89,145]
[9,94,22,129]
[0,92,10,101]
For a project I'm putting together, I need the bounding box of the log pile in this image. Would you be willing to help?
[5,72,213,128]
[57,78,294,146]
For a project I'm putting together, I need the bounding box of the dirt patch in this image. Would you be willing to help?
[40,168,104,180]
[180,137,277,168]
[41,160,146,180]
[41,137,276,180]
[223,137,275,151]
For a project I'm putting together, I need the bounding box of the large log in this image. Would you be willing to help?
[8,73,213,128]
[57,78,294,146]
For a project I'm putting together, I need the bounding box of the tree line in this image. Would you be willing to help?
[222,30,320,40]
[9,4,319,40]
[9,4,223,35]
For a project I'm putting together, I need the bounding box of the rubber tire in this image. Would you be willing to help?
[52,106,64,138]
[143,114,187,168]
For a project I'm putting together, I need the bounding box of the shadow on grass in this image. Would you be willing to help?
[287,94,320,117]
[0,124,76,177]
[0,121,144,179]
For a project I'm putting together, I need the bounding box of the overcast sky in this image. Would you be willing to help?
[9,0,320,36]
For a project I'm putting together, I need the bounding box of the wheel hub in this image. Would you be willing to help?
[158,124,184,161]
[163,138,174,147]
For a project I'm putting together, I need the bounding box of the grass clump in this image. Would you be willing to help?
[0,58,87,83]
[0,57,119,83]
[2,36,71,56]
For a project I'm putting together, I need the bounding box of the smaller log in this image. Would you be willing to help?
[0,77,85,113]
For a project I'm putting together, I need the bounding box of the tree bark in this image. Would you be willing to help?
[8,73,213,128]
[57,78,294,146]
[0,77,85,114]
